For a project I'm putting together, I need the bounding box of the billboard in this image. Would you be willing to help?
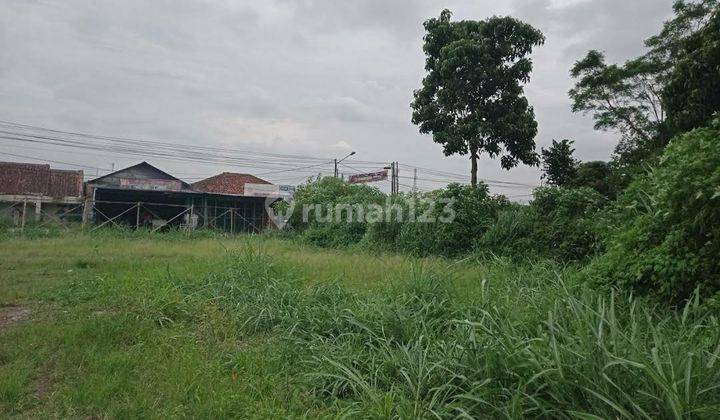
[245,183,295,198]
[119,178,183,191]
[349,170,388,184]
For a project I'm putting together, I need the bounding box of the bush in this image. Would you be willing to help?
[590,122,720,303]
[476,204,539,258]
[478,186,608,261]
[286,177,384,247]
[364,183,509,256]
[569,160,617,198]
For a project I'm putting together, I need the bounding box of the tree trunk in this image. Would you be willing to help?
[470,147,479,187]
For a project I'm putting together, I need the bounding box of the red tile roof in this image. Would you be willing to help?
[0,162,83,197]
[49,169,85,197]
[192,172,271,195]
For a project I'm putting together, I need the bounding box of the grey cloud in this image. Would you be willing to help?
[0,0,681,193]
[513,0,674,61]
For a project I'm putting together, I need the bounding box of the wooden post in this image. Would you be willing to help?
[230,208,234,234]
[188,203,194,231]
[136,202,141,229]
[21,200,27,232]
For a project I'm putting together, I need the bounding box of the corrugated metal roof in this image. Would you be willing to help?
[0,162,83,197]
[86,161,193,191]
[192,172,271,195]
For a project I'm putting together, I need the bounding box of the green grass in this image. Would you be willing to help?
[1,230,719,418]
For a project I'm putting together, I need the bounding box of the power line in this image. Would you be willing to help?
[0,120,541,190]
[0,151,111,171]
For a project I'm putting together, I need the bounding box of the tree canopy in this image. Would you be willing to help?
[663,4,720,135]
[541,139,578,187]
[411,9,545,186]
[569,0,719,168]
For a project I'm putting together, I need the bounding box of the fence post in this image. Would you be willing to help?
[189,203,194,231]
[230,208,234,234]
[21,200,27,232]
[136,202,141,229]
[34,199,42,222]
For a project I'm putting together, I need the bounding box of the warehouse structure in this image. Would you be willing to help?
[1,161,276,233]
[84,162,272,232]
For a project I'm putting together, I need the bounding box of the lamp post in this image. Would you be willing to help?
[334,151,356,178]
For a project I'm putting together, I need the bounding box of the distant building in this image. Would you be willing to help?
[1,160,277,232]
[192,172,271,196]
[85,162,273,232]
[0,162,84,225]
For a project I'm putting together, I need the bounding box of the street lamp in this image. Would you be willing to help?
[334,151,356,178]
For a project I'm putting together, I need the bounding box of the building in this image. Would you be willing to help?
[0,160,276,232]
[191,172,273,233]
[85,162,272,232]
[0,162,84,225]
[84,162,199,230]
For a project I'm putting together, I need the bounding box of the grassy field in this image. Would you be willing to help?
[1,231,719,418]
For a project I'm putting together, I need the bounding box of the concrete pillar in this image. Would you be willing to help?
[82,186,95,226]
[34,199,42,221]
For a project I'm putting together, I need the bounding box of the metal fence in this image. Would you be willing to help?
[0,199,269,234]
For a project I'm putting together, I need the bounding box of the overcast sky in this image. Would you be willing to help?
[0,0,674,197]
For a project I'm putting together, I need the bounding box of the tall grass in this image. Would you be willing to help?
[3,234,719,417]
[137,247,720,418]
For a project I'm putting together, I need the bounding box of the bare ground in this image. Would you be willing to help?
[0,305,32,330]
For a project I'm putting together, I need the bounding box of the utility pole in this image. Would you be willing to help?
[333,159,338,178]
[385,161,399,195]
[395,162,399,194]
[412,167,417,193]
[389,162,395,195]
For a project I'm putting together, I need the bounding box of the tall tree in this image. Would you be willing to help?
[663,4,720,135]
[541,139,578,186]
[411,9,545,187]
[569,0,718,166]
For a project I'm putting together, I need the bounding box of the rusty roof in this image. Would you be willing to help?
[192,172,271,196]
[0,162,83,197]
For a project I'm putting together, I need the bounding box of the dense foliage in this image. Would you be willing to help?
[664,6,720,135]
[570,0,719,174]
[590,122,720,303]
[479,187,607,261]
[285,176,384,247]
[569,160,617,199]
[285,178,606,263]
[392,184,508,256]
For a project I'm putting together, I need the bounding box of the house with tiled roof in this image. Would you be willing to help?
[83,163,275,233]
[0,162,84,225]
[191,172,271,196]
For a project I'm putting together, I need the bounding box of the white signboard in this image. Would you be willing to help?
[120,178,183,191]
[245,183,295,198]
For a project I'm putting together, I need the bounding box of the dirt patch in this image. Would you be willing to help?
[0,305,32,330]
[32,370,56,399]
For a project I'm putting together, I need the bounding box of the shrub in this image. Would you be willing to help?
[286,177,384,247]
[590,122,720,303]
[476,204,539,258]
[364,183,509,256]
[569,160,617,198]
[478,186,608,261]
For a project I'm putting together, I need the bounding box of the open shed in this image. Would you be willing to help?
[85,163,272,232]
